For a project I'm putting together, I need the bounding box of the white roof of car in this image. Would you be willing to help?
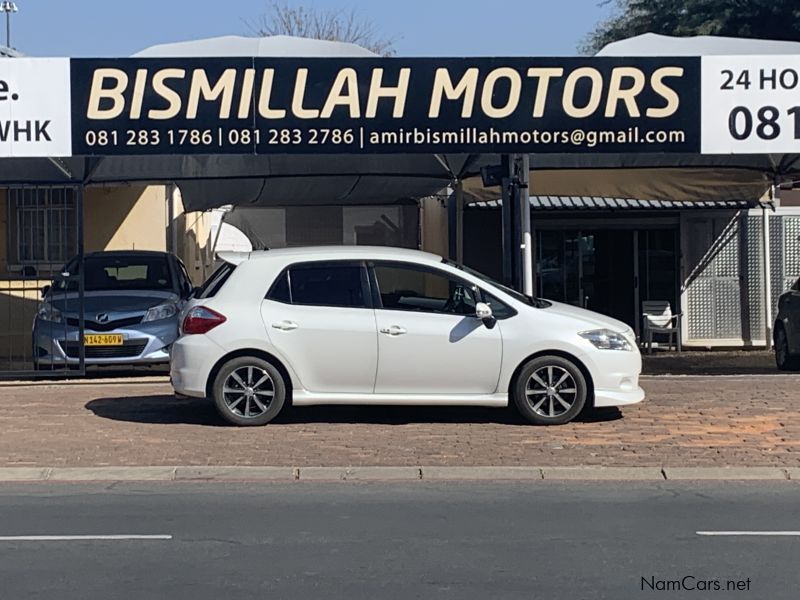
[218,246,443,266]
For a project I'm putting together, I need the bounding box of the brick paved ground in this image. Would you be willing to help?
[0,375,798,467]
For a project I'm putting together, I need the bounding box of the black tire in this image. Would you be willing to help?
[512,355,587,425]
[775,327,800,371]
[212,356,286,426]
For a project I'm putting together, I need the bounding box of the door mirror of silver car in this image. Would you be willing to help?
[40,284,50,299]
[475,302,495,327]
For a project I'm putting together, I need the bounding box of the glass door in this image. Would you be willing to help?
[583,230,635,327]
[537,230,587,307]
[634,228,679,336]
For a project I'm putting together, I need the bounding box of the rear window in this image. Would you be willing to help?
[196,262,236,299]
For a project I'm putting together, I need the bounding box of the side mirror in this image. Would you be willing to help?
[475,302,496,327]
[41,285,51,298]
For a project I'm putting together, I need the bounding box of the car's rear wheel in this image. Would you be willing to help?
[512,355,587,425]
[775,327,800,371]
[212,356,286,426]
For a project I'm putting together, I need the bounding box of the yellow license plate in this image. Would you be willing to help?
[84,334,124,346]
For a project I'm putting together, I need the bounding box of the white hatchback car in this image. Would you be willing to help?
[170,246,644,426]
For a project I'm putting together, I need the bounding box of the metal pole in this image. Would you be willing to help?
[516,154,533,297]
[77,185,86,376]
[500,155,514,287]
[447,184,456,260]
[454,179,464,264]
[5,12,9,48]
[763,190,774,349]
[167,183,179,254]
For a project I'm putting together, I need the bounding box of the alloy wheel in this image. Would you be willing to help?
[525,365,578,418]
[222,365,275,419]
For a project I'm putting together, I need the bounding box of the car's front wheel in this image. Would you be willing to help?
[212,356,286,426]
[775,327,800,371]
[512,355,587,425]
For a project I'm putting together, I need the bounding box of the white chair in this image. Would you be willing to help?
[642,301,682,354]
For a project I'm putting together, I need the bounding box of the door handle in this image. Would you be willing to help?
[380,325,407,336]
[271,320,298,331]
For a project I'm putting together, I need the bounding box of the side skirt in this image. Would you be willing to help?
[291,392,508,408]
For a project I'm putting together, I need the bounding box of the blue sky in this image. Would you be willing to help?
[10,0,615,57]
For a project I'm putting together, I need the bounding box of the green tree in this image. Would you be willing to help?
[248,1,395,56]
[582,0,800,54]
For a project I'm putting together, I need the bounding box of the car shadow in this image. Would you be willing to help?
[85,395,623,426]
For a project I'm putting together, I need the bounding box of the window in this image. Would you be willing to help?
[482,292,515,320]
[444,258,541,309]
[196,262,236,299]
[176,259,193,296]
[7,187,77,268]
[266,270,291,303]
[56,255,174,292]
[373,263,480,316]
[267,261,367,308]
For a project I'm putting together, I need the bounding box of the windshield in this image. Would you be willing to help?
[443,259,550,308]
[55,255,174,292]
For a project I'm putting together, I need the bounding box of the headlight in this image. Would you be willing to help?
[579,328,633,351]
[37,302,62,323]
[142,302,178,323]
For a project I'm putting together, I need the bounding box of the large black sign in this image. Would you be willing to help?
[70,57,701,155]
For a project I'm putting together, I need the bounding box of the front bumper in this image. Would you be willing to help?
[593,384,646,407]
[578,344,645,408]
[33,318,178,366]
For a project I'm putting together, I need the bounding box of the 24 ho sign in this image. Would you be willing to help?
[701,55,800,153]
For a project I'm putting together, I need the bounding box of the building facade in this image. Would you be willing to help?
[0,184,213,364]
[460,196,800,349]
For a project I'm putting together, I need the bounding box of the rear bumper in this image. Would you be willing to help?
[170,334,226,398]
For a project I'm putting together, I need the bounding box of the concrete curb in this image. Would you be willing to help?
[0,466,796,483]
[541,467,664,480]
[299,467,422,481]
[422,467,543,480]
[662,467,789,480]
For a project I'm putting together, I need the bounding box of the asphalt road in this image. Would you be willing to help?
[0,482,798,599]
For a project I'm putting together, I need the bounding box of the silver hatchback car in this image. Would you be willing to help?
[33,250,194,369]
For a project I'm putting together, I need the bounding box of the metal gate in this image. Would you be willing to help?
[0,185,84,379]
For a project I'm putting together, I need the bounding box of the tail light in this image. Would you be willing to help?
[182,306,226,335]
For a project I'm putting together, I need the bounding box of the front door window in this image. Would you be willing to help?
[373,263,479,316]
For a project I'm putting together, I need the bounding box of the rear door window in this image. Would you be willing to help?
[266,261,368,308]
